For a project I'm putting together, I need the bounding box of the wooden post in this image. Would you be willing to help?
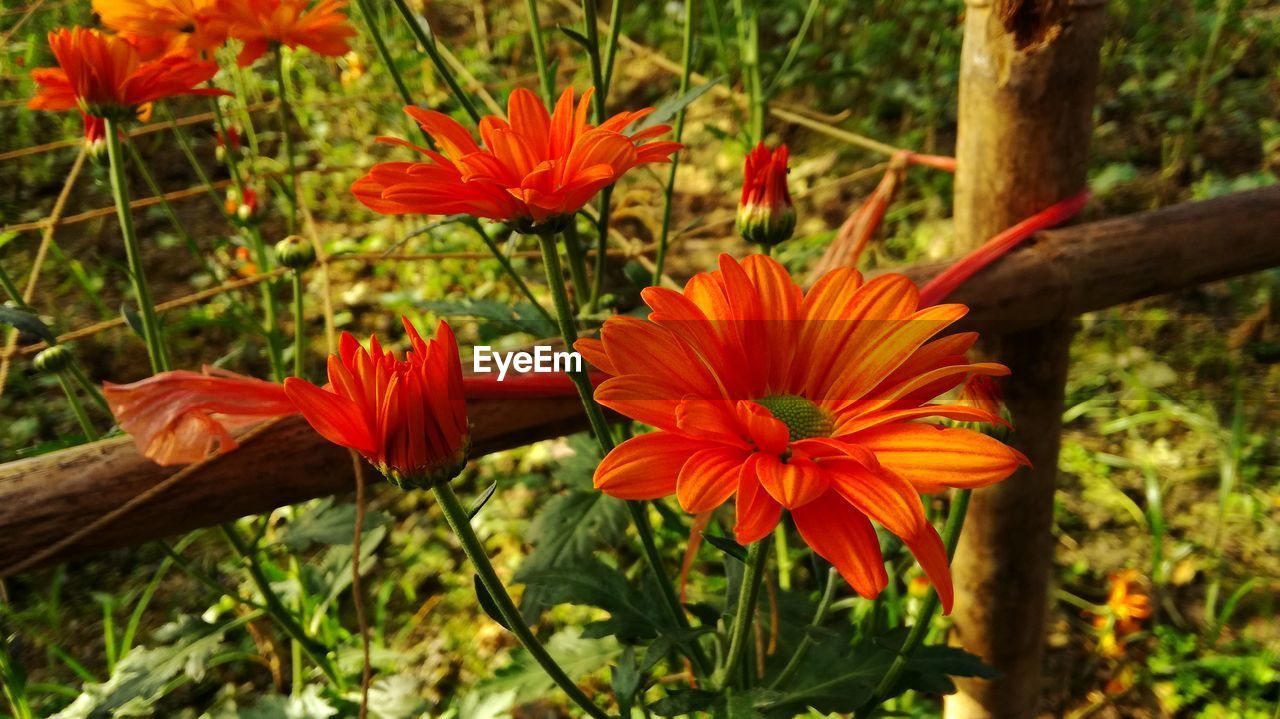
[946,1,1106,717]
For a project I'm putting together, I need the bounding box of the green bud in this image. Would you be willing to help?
[274,235,316,270]
[33,344,73,374]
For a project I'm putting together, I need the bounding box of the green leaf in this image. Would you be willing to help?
[279,498,389,551]
[120,303,145,341]
[721,690,768,719]
[611,645,642,716]
[468,481,498,519]
[648,689,718,716]
[763,638,894,716]
[0,304,55,345]
[897,645,1000,697]
[51,616,231,719]
[468,630,620,709]
[703,532,748,563]
[473,575,511,631]
[518,558,665,641]
[513,488,628,620]
[557,25,594,51]
[366,675,429,719]
[418,298,555,339]
[635,77,726,131]
[238,685,338,718]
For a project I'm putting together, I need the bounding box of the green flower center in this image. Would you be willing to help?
[754,395,834,442]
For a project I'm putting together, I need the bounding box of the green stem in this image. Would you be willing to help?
[432,482,611,719]
[0,263,23,305]
[535,232,713,679]
[218,523,340,685]
[67,361,110,415]
[291,271,306,378]
[159,105,231,223]
[465,220,554,325]
[600,0,624,98]
[525,0,555,105]
[355,0,415,108]
[586,185,614,312]
[0,634,34,719]
[653,0,696,285]
[54,373,96,440]
[768,566,837,690]
[272,44,297,234]
[124,140,209,272]
[860,489,972,713]
[390,0,482,124]
[763,0,819,96]
[714,537,769,689]
[580,0,607,122]
[561,223,592,305]
[104,118,169,372]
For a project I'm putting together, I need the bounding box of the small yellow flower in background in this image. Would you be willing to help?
[907,575,932,599]
[340,50,365,87]
[1099,568,1153,636]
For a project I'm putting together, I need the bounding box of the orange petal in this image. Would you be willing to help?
[755,453,829,509]
[852,423,1028,493]
[792,493,888,600]
[734,454,782,543]
[677,447,748,513]
[283,378,378,456]
[593,431,702,500]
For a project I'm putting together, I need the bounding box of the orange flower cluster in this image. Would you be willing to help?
[29,0,354,145]
[576,254,1028,608]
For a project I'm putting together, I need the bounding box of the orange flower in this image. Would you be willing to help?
[104,366,298,466]
[574,254,1029,610]
[283,319,470,488]
[353,87,681,233]
[27,27,226,120]
[738,142,795,247]
[961,374,1008,427]
[1096,569,1152,636]
[204,0,356,67]
[92,0,225,58]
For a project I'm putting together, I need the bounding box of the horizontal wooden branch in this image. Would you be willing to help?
[3,185,1278,575]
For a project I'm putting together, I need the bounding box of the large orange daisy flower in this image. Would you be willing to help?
[203,0,356,67]
[92,0,225,58]
[352,87,681,233]
[574,254,1029,611]
[28,27,226,120]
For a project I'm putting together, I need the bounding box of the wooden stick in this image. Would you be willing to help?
[944,2,1107,717]
[2,185,1279,575]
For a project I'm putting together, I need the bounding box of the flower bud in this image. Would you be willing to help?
[274,235,316,270]
[215,126,241,162]
[81,113,107,158]
[226,186,260,223]
[737,142,795,247]
[34,344,73,374]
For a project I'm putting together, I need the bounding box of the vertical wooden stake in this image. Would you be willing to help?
[946,1,1106,717]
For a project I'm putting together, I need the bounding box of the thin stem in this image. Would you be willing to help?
[291,272,306,378]
[653,0,696,285]
[715,537,770,689]
[218,523,340,685]
[535,231,713,679]
[525,0,555,105]
[600,0,624,98]
[159,105,231,222]
[561,223,592,305]
[465,220,554,325]
[580,0,607,123]
[860,489,972,713]
[355,0,414,107]
[390,0,482,124]
[432,482,611,719]
[67,361,110,415]
[0,262,24,304]
[104,118,169,372]
[768,566,837,690]
[123,140,210,273]
[764,0,819,96]
[272,44,297,234]
[586,185,614,312]
[54,373,96,440]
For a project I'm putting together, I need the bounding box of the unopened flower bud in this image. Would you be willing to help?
[81,114,107,158]
[275,235,316,270]
[737,142,795,248]
[34,344,73,374]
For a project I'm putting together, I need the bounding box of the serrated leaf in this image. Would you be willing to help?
[280,499,389,551]
[474,575,511,630]
[513,489,628,620]
[238,685,337,718]
[895,644,1000,697]
[762,638,894,716]
[0,305,56,345]
[703,532,748,563]
[635,76,725,131]
[611,645,641,716]
[518,558,665,641]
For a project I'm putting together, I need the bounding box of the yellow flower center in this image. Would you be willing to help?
[755,395,833,442]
